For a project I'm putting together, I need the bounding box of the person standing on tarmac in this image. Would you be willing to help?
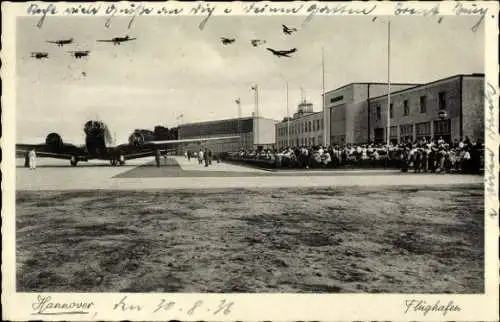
[28,149,37,170]
[155,149,161,167]
[204,148,209,167]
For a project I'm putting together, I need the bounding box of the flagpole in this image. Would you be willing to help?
[386,18,391,148]
[285,82,290,147]
[322,47,327,147]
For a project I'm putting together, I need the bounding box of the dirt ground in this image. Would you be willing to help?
[16,185,484,293]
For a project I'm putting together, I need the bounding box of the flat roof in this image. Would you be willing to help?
[179,116,277,127]
[369,73,485,101]
[323,82,421,96]
[279,110,323,123]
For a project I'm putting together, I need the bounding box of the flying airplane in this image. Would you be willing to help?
[251,39,266,47]
[220,37,235,45]
[97,35,137,45]
[266,47,297,58]
[68,50,90,59]
[31,52,49,59]
[16,120,239,167]
[46,38,74,47]
[282,25,298,35]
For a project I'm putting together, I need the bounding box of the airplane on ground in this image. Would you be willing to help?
[16,120,239,167]
[251,39,266,47]
[46,38,74,47]
[31,52,49,59]
[282,25,298,35]
[220,37,235,45]
[68,50,90,59]
[97,35,137,45]
[266,47,297,58]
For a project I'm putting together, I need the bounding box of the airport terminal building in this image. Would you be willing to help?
[275,73,484,147]
[324,82,419,145]
[275,100,324,150]
[368,74,485,145]
[178,116,277,153]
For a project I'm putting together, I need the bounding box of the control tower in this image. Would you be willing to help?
[293,87,314,118]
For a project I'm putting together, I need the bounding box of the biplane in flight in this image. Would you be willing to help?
[282,25,298,35]
[68,50,90,59]
[266,47,297,58]
[220,37,236,45]
[97,35,137,45]
[31,52,49,59]
[46,37,74,47]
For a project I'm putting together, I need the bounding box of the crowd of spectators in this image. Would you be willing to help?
[223,136,484,174]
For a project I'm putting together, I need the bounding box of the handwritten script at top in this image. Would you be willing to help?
[26,2,491,31]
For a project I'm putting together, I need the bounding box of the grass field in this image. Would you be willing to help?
[16,185,484,293]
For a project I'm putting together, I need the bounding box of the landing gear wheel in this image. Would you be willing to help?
[70,155,78,166]
[119,155,125,166]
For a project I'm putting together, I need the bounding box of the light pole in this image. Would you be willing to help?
[251,84,259,148]
[235,98,242,149]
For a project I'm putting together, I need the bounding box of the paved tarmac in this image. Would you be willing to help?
[15,156,484,191]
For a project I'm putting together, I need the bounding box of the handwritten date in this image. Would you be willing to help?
[113,296,233,316]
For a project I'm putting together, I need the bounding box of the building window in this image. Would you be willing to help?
[438,91,446,110]
[376,105,381,120]
[390,103,394,118]
[312,121,316,132]
[374,128,384,143]
[403,100,409,116]
[312,137,316,146]
[434,124,451,143]
[419,96,427,113]
[320,119,324,130]
[415,122,431,141]
[400,124,413,143]
[308,121,312,132]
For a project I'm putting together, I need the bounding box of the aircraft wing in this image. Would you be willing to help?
[96,39,114,42]
[111,136,240,160]
[16,143,87,160]
[148,136,240,145]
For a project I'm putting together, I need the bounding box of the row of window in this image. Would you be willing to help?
[277,118,324,136]
[374,91,447,120]
[278,136,323,148]
[373,119,451,142]
[181,119,253,137]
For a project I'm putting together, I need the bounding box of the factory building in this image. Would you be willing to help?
[178,116,277,153]
[324,82,419,145]
[275,100,324,150]
[368,74,484,145]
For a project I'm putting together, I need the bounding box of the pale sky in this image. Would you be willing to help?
[16,15,484,144]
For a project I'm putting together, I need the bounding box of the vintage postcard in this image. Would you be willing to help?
[2,1,499,321]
